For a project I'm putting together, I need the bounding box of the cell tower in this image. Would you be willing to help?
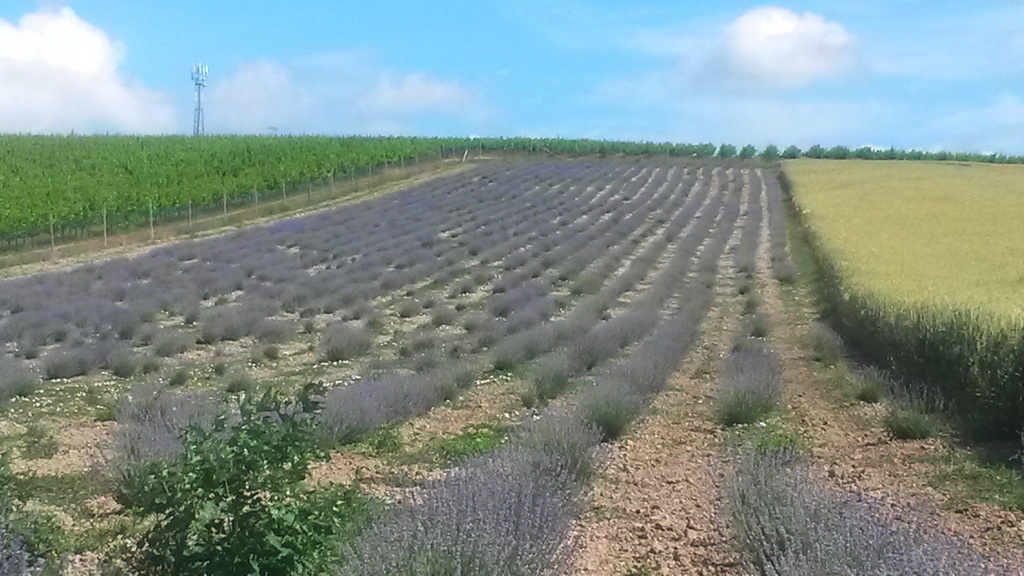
[191,63,208,136]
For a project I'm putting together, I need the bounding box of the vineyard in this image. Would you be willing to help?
[0,157,1019,573]
[0,135,720,248]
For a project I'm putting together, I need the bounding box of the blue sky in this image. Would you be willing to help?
[1,1,1023,153]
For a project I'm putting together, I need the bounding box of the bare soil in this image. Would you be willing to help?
[572,293,742,575]
[573,220,746,575]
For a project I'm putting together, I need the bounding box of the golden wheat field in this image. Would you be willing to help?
[784,159,1024,320]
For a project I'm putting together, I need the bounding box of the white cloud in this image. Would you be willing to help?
[0,7,176,133]
[722,7,855,88]
[361,72,472,116]
[207,60,314,133]
[585,5,868,146]
[628,6,855,92]
[208,52,487,135]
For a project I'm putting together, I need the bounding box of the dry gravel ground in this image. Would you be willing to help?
[572,296,742,575]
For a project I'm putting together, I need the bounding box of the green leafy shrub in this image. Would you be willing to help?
[433,423,510,465]
[134,415,373,575]
[0,453,59,571]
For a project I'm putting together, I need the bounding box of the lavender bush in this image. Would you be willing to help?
[319,323,374,363]
[727,449,1005,575]
[808,321,843,366]
[714,344,784,426]
[316,372,460,444]
[0,520,29,576]
[339,447,580,575]
[152,328,194,357]
[41,346,92,380]
[0,358,37,402]
[340,414,599,575]
[578,379,645,441]
[112,384,221,508]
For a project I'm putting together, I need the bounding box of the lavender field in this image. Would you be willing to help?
[0,157,1006,574]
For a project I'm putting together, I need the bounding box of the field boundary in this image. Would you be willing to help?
[778,168,1024,441]
[0,159,472,278]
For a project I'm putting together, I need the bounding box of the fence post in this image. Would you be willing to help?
[223,190,228,218]
[49,211,55,252]
[188,200,193,237]
[149,198,155,241]
[102,205,107,247]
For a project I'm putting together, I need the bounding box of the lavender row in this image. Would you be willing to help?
[728,450,1010,575]
[762,169,797,283]
[336,168,754,573]
[577,166,745,439]
[487,166,722,378]
[0,161,662,385]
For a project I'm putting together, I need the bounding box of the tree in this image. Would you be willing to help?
[826,145,850,159]
[853,146,875,160]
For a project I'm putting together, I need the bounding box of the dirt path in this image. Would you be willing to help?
[572,296,741,575]
[572,174,750,575]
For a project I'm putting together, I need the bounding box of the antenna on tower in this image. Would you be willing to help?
[191,63,208,136]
